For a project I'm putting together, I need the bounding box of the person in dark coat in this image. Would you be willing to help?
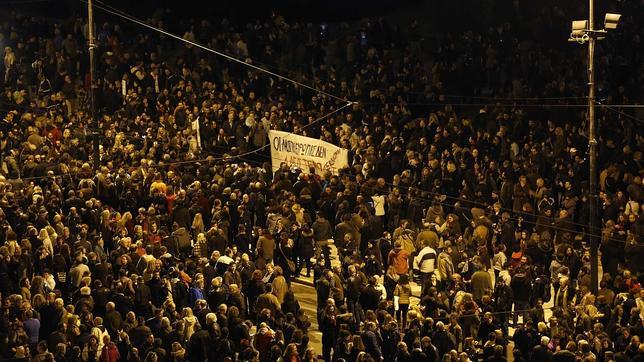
[320,304,338,362]
[188,323,210,361]
[493,278,513,336]
[274,232,295,282]
[432,321,455,357]
[409,339,428,361]
[510,272,531,326]
[134,276,152,319]
[207,225,228,255]
[360,277,382,313]
[531,336,553,362]
[104,302,123,338]
[295,225,315,277]
[552,341,577,362]
[47,323,67,352]
[625,236,644,277]
[172,191,192,229]
[281,290,301,316]
[361,322,383,360]
[312,212,333,268]
[207,277,228,311]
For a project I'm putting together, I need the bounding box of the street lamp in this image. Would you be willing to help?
[569,5,621,295]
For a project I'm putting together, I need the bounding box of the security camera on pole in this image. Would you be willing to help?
[569,7,621,295]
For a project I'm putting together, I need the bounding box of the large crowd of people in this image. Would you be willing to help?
[0,1,642,361]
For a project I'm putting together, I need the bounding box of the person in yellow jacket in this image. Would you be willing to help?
[437,244,455,287]
[394,274,412,328]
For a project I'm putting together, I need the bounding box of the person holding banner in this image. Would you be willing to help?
[268,130,349,176]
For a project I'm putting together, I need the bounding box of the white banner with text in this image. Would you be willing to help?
[268,130,349,175]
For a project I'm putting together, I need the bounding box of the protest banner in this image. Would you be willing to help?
[268,130,349,175]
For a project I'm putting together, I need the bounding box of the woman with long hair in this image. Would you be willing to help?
[394,274,412,328]
[116,254,135,277]
[302,348,317,362]
[281,289,301,316]
[384,265,400,301]
[348,335,366,362]
[170,341,186,362]
[38,228,54,256]
[118,211,134,235]
[182,307,198,342]
[19,277,31,301]
[458,293,480,339]
[31,275,46,297]
[271,266,288,304]
[279,343,300,362]
[100,209,111,233]
[191,213,205,239]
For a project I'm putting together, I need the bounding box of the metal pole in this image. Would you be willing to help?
[588,0,599,295]
[88,0,100,171]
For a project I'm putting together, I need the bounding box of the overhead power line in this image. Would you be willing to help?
[82,0,350,104]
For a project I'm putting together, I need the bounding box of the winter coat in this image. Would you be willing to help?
[312,217,332,242]
[172,199,192,229]
[416,230,440,249]
[99,342,120,362]
[296,230,315,259]
[510,273,531,302]
[413,246,437,273]
[271,275,288,304]
[437,252,454,281]
[397,233,417,255]
[256,235,276,260]
[172,227,192,253]
[471,270,493,301]
[388,249,410,275]
[625,241,644,275]
[334,221,355,249]
[493,283,514,310]
[513,183,531,211]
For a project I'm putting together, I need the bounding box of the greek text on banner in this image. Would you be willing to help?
[268,130,349,176]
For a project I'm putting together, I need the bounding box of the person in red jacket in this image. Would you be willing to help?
[388,241,411,276]
[99,335,120,362]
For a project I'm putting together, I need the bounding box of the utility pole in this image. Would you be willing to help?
[587,0,599,296]
[87,0,100,171]
[569,5,620,295]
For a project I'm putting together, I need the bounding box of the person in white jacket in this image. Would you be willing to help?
[413,240,437,295]
[374,275,388,300]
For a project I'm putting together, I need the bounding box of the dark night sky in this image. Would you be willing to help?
[1,0,624,47]
[5,0,424,22]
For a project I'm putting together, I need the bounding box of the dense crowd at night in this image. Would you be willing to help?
[0,1,642,361]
